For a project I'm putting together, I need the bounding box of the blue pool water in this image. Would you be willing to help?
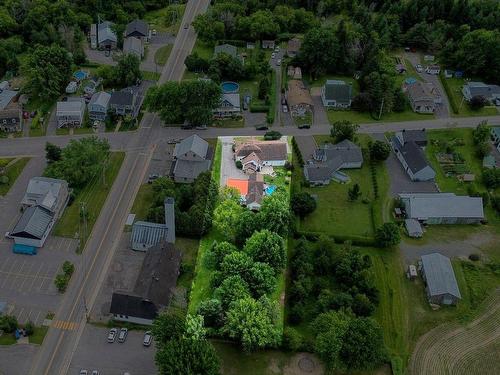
[73,70,87,80]
[221,81,240,94]
[265,185,277,195]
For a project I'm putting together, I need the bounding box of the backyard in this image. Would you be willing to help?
[293,135,390,241]
[0,157,30,196]
[53,152,125,251]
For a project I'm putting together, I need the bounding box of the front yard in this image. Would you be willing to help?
[53,152,125,251]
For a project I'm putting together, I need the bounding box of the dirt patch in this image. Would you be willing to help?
[282,353,324,375]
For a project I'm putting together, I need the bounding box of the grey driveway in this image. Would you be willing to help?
[405,52,451,118]
[69,325,157,375]
[219,136,247,187]
[311,87,328,126]
[242,111,266,127]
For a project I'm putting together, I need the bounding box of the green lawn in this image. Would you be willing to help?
[176,237,201,290]
[144,4,186,34]
[55,127,94,136]
[142,71,161,81]
[29,326,48,345]
[211,139,222,186]
[53,152,125,251]
[327,106,434,124]
[441,77,499,117]
[130,183,154,221]
[213,118,244,128]
[155,44,173,66]
[191,39,214,60]
[0,157,30,196]
[294,135,389,240]
[0,334,16,345]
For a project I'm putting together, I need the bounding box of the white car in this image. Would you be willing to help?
[107,328,118,343]
[91,371,100,375]
[79,371,88,375]
[271,52,276,59]
[151,29,157,36]
[276,59,282,66]
[282,105,288,113]
[143,331,153,347]
[274,46,280,52]
[415,64,423,73]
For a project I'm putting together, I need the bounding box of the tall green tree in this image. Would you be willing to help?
[244,230,286,273]
[114,53,142,88]
[23,44,72,99]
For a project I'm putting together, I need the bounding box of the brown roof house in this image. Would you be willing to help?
[245,173,265,210]
[405,81,440,114]
[287,80,314,117]
[287,37,301,57]
[235,140,288,173]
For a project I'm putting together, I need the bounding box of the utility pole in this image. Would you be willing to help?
[378,97,384,120]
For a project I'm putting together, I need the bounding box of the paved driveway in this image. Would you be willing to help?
[69,325,157,375]
[405,52,451,118]
[220,136,247,187]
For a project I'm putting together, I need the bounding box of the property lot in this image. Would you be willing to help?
[0,236,79,326]
[69,324,156,375]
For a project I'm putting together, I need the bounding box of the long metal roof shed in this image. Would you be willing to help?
[421,253,461,299]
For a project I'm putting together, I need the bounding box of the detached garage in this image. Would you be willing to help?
[420,253,461,305]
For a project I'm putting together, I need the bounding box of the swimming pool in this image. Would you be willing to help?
[221,81,240,94]
[73,70,87,81]
[265,185,277,195]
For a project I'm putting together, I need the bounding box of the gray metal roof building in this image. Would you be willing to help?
[421,253,461,305]
[400,193,484,224]
[21,177,69,216]
[10,206,54,248]
[392,135,436,182]
[173,134,209,160]
[130,197,176,251]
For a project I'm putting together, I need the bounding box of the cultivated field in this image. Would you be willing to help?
[409,290,500,375]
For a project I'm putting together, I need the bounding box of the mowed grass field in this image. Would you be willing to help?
[442,77,499,117]
[0,157,30,196]
[294,135,389,240]
[53,152,125,250]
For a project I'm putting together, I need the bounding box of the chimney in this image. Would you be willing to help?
[164,197,176,244]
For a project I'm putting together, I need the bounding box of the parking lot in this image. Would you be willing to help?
[0,236,79,326]
[69,325,156,375]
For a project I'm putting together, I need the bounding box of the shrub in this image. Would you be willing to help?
[264,130,282,140]
[0,315,18,333]
[24,321,34,336]
[235,160,242,169]
[54,274,69,292]
[291,192,317,217]
[62,261,74,277]
[283,327,304,351]
[375,223,401,248]
[469,95,487,110]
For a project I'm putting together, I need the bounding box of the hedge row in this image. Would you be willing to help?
[250,103,270,113]
[439,73,459,114]
[293,230,376,247]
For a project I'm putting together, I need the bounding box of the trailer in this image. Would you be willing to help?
[12,244,37,255]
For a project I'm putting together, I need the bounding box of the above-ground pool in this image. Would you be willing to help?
[221,81,240,94]
[73,70,87,81]
[265,185,277,195]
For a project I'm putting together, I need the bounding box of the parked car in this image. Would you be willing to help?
[415,64,423,73]
[91,371,100,375]
[181,123,193,129]
[274,46,280,52]
[143,331,153,347]
[276,59,282,66]
[151,29,157,36]
[298,124,311,129]
[79,370,88,375]
[118,328,128,343]
[255,124,269,131]
[4,232,12,239]
[184,23,189,29]
[282,105,288,113]
[148,174,159,184]
[107,328,118,343]
[195,126,208,130]
[271,52,276,59]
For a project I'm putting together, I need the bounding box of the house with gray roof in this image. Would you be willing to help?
[399,193,484,224]
[491,127,500,152]
[214,93,241,118]
[321,80,353,109]
[96,21,117,50]
[131,197,175,251]
[109,87,139,117]
[56,98,86,128]
[420,253,461,305]
[21,177,69,218]
[214,43,238,58]
[462,82,500,104]
[0,85,22,132]
[172,135,212,183]
[123,37,144,59]
[392,130,435,181]
[304,140,363,185]
[10,206,55,248]
[406,81,438,114]
[88,91,111,121]
[125,19,149,40]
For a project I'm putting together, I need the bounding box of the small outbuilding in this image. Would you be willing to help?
[405,218,423,238]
